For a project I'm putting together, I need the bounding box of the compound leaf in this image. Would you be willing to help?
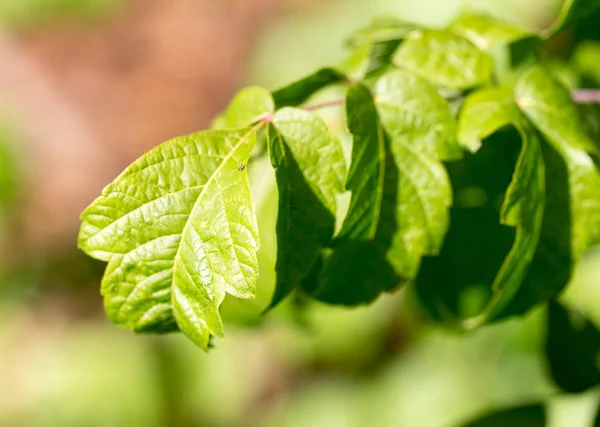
[392,29,493,90]
[267,108,346,307]
[79,128,260,349]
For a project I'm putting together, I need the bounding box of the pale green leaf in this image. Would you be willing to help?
[267,109,346,307]
[375,69,458,279]
[339,40,401,81]
[451,11,535,51]
[212,86,274,129]
[516,65,600,257]
[79,128,260,348]
[458,88,523,152]
[392,29,493,90]
[376,69,461,161]
[457,88,545,324]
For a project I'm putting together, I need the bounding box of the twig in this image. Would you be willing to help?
[571,90,600,104]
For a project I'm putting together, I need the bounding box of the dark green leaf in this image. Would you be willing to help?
[212,86,274,129]
[460,89,545,324]
[497,67,600,318]
[267,109,346,307]
[79,128,261,349]
[545,0,600,36]
[498,138,574,319]
[272,68,348,109]
[392,30,493,90]
[314,84,401,304]
[516,65,600,257]
[417,88,544,324]
[546,300,600,393]
[460,404,546,427]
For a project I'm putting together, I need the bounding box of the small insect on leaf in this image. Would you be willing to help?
[238,164,246,172]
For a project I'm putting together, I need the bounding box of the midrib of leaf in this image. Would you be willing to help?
[370,123,385,238]
[173,123,263,290]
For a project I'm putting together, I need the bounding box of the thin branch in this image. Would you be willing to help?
[571,90,600,104]
[303,98,346,111]
[299,90,600,113]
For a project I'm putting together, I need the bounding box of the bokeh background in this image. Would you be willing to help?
[1,0,600,426]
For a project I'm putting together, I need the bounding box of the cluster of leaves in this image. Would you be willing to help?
[79,0,600,351]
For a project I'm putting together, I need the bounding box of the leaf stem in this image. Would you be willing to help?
[571,90,600,104]
[299,89,600,113]
[303,98,346,111]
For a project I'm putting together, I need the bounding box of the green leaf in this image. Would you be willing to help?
[315,84,401,304]
[374,69,458,279]
[267,109,346,307]
[345,16,418,47]
[458,88,545,324]
[573,40,600,85]
[79,128,261,349]
[331,84,383,242]
[392,30,493,90]
[451,11,535,51]
[272,68,348,109]
[416,88,544,324]
[458,88,523,153]
[515,65,600,257]
[545,0,600,36]
[339,40,402,81]
[546,300,600,393]
[212,86,274,129]
[460,404,546,427]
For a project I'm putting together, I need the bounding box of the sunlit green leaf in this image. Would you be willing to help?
[267,109,346,307]
[79,128,261,348]
[451,11,535,51]
[315,84,401,304]
[212,86,274,129]
[375,69,458,279]
[392,30,493,90]
[272,68,347,109]
[516,65,600,257]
